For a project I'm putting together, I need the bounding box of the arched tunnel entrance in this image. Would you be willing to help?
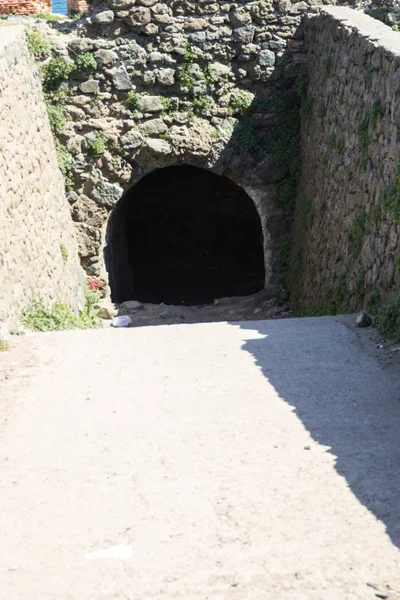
[105,165,265,305]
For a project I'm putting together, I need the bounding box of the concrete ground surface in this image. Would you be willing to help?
[1,316,400,600]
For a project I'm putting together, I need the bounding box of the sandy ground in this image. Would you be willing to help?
[1,315,400,599]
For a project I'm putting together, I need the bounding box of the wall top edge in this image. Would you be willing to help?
[319,6,400,55]
[0,25,25,52]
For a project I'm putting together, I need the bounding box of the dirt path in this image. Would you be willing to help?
[1,316,400,599]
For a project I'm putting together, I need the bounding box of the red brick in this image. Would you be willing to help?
[0,0,51,14]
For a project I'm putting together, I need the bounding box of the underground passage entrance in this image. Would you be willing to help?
[105,165,265,305]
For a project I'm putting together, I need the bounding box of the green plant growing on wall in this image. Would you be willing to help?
[26,31,51,59]
[42,56,74,92]
[159,130,172,142]
[70,10,83,20]
[160,95,174,115]
[91,92,101,107]
[234,118,265,157]
[339,90,345,105]
[88,131,108,157]
[228,92,253,117]
[202,64,215,84]
[354,272,365,300]
[74,52,97,73]
[326,276,350,315]
[337,137,345,155]
[366,287,381,315]
[211,121,234,139]
[47,103,66,134]
[304,278,351,317]
[371,204,382,230]
[179,41,196,89]
[60,244,68,263]
[370,99,383,129]
[321,154,328,168]
[276,280,289,302]
[268,96,302,178]
[382,161,400,224]
[179,41,214,117]
[294,67,309,99]
[190,94,211,116]
[124,91,141,115]
[348,210,366,255]
[21,291,102,332]
[382,161,400,225]
[375,292,400,341]
[55,139,72,177]
[364,68,373,86]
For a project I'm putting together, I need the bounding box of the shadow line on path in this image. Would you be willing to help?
[233,316,400,550]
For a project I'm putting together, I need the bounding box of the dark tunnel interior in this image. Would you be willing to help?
[105,165,265,305]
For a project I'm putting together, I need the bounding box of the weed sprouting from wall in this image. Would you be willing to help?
[60,244,68,263]
[348,210,366,255]
[375,292,400,342]
[26,30,51,59]
[88,131,108,157]
[42,56,75,92]
[21,290,102,332]
[124,91,141,114]
[179,41,215,118]
[382,161,400,224]
[74,52,97,73]
[370,99,384,129]
[366,287,381,315]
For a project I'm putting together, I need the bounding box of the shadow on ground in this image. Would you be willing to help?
[233,316,400,550]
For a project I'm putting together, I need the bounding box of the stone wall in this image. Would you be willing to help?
[0,25,84,331]
[293,7,400,314]
[0,0,51,15]
[34,0,322,295]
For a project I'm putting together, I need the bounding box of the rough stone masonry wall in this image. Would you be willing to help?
[0,0,51,15]
[295,7,400,314]
[0,25,84,331]
[36,0,322,293]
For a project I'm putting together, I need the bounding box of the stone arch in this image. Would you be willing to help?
[104,164,267,305]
